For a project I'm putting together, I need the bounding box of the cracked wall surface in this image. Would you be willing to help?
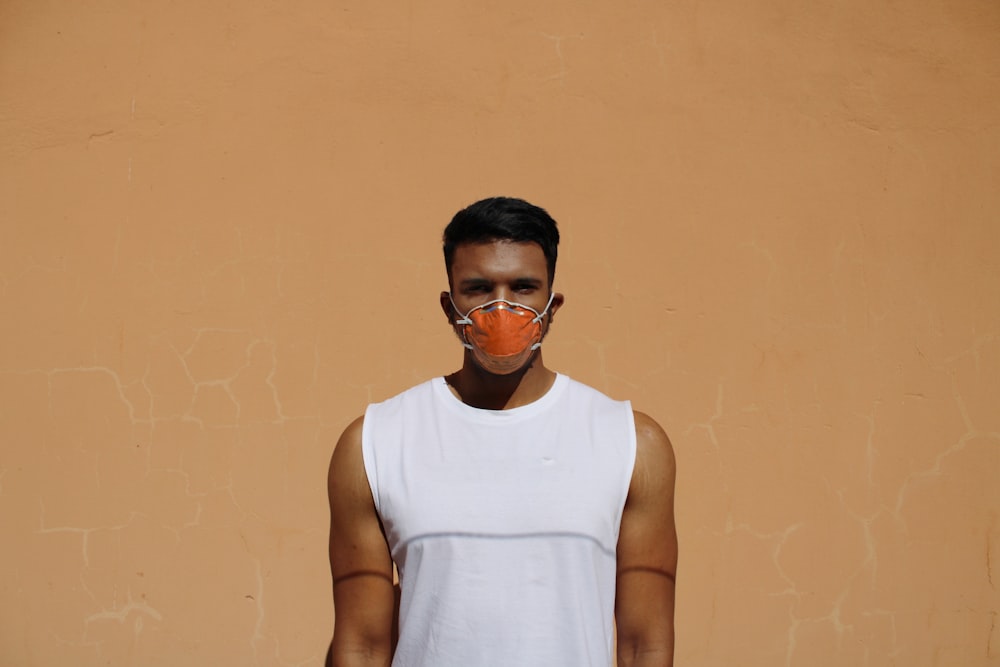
[1,1,998,665]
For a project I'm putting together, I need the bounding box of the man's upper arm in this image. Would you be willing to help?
[327,415,395,666]
[615,410,678,667]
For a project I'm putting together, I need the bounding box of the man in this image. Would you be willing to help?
[327,197,677,666]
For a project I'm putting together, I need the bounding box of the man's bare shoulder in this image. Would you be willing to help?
[335,415,365,453]
[327,415,368,508]
[631,410,676,483]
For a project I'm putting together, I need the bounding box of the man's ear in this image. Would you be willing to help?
[440,291,454,321]
[548,292,565,323]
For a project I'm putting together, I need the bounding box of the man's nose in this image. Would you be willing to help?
[492,286,513,302]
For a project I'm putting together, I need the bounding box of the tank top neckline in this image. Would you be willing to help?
[431,373,570,424]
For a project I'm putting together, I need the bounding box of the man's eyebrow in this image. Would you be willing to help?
[458,276,543,288]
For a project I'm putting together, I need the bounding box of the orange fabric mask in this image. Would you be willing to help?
[451,293,555,375]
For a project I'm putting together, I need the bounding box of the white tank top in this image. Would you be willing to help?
[361,374,636,667]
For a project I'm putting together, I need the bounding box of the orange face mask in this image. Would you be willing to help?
[451,293,555,375]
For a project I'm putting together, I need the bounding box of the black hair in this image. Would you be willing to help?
[443,196,560,285]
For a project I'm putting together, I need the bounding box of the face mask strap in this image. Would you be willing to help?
[527,293,556,352]
[449,293,474,326]
[531,292,556,324]
[448,293,476,349]
[450,293,552,321]
[449,292,554,353]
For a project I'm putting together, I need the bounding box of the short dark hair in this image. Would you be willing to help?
[443,197,560,285]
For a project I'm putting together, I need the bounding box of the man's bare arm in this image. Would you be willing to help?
[327,416,396,667]
[615,410,678,667]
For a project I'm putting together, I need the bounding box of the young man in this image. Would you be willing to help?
[327,197,677,667]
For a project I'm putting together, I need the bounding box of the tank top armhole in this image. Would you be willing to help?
[360,404,381,515]
[616,400,639,531]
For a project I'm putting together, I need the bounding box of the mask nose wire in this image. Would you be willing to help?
[449,292,554,324]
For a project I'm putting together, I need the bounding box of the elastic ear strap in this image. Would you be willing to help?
[449,293,471,325]
[532,292,557,323]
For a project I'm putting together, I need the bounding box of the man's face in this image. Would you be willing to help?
[441,240,563,337]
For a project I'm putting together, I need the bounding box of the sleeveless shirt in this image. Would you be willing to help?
[361,374,637,667]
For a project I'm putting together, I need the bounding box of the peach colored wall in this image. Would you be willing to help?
[2,1,998,665]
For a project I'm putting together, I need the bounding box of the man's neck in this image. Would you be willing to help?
[445,353,557,410]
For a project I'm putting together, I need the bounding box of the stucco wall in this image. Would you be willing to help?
[1,1,998,665]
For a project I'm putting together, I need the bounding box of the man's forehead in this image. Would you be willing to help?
[448,240,549,284]
[450,240,546,266]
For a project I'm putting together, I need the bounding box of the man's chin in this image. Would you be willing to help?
[472,350,535,376]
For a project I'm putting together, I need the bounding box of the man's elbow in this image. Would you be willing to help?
[328,637,393,667]
[616,633,674,667]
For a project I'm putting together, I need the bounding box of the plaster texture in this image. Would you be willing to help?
[1,1,998,665]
